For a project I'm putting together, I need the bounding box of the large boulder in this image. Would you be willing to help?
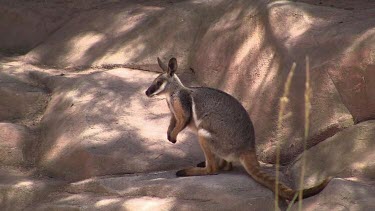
[291,178,375,211]
[0,2,65,55]
[0,62,49,167]
[0,166,64,211]
[32,68,204,181]
[23,0,375,164]
[0,0,117,55]
[31,171,283,210]
[0,123,29,166]
[289,120,375,186]
[0,71,48,124]
[191,0,363,163]
[3,0,375,173]
[327,56,375,123]
[24,0,207,71]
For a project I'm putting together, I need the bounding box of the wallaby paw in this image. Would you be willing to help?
[196,161,206,167]
[167,134,176,143]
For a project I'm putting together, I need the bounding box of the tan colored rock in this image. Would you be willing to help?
[0,71,48,125]
[0,4,63,55]
[0,166,64,211]
[34,68,204,181]
[290,178,375,211]
[36,171,280,210]
[327,62,375,123]
[0,123,28,166]
[289,120,375,187]
[0,1,374,210]
[191,0,360,163]
[5,0,375,165]
[25,1,205,72]
[0,0,113,55]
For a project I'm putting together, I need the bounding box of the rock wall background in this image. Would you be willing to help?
[0,0,374,210]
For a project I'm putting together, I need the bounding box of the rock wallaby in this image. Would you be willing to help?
[145,57,331,201]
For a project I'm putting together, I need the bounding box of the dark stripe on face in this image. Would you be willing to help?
[145,84,158,97]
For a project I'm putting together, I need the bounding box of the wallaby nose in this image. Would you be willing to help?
[145,88,152,97]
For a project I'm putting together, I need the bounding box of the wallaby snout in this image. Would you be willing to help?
[145,86,154,97]
[145,57,178,98]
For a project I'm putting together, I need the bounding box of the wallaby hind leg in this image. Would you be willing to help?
[176,136,218,177]
[219,159,233,171]
[197,158,233,171]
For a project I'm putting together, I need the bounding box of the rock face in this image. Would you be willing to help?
[0,63,48,167]
[0,71,48,125]
[290,178,375,211]
[24,0,206,72]
[35,171,278,211]
[0,0,374,210]
[0,166,65,211]
[191,0,374,163]
[0,123,28,166]
[0,0,116,55]
[289,120,375,186]
[23,0,375,164]
[32,68,204,181]
[0,3,64,55]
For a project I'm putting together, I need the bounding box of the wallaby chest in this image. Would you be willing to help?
[166,89,193,125]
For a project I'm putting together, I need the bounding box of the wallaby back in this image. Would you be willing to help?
[189,87,256,157]
[190,87,331,201]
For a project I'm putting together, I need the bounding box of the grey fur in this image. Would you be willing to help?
[190,87,255,160]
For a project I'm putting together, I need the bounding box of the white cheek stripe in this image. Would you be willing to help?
[152,81,167,95]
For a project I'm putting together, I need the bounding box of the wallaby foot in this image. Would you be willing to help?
[176,167,218,177]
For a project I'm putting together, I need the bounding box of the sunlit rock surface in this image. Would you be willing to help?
[23,0,375,163]
[0,0,374,210]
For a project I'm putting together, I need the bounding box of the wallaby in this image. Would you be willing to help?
[145,57,331,201]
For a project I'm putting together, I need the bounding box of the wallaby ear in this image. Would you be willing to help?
[167,57,177,76]
[157,57,168,72]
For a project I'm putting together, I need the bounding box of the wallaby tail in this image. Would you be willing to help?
[297,176,332,199]
[240,151,331,201]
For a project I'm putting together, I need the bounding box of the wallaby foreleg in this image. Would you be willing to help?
[168,99,190,143]
[167,116,176,142]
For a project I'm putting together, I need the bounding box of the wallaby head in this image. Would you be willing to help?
[145,57,181,97]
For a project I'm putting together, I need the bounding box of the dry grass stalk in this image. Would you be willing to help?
[275,62,296,210]
[298,55,311,210]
